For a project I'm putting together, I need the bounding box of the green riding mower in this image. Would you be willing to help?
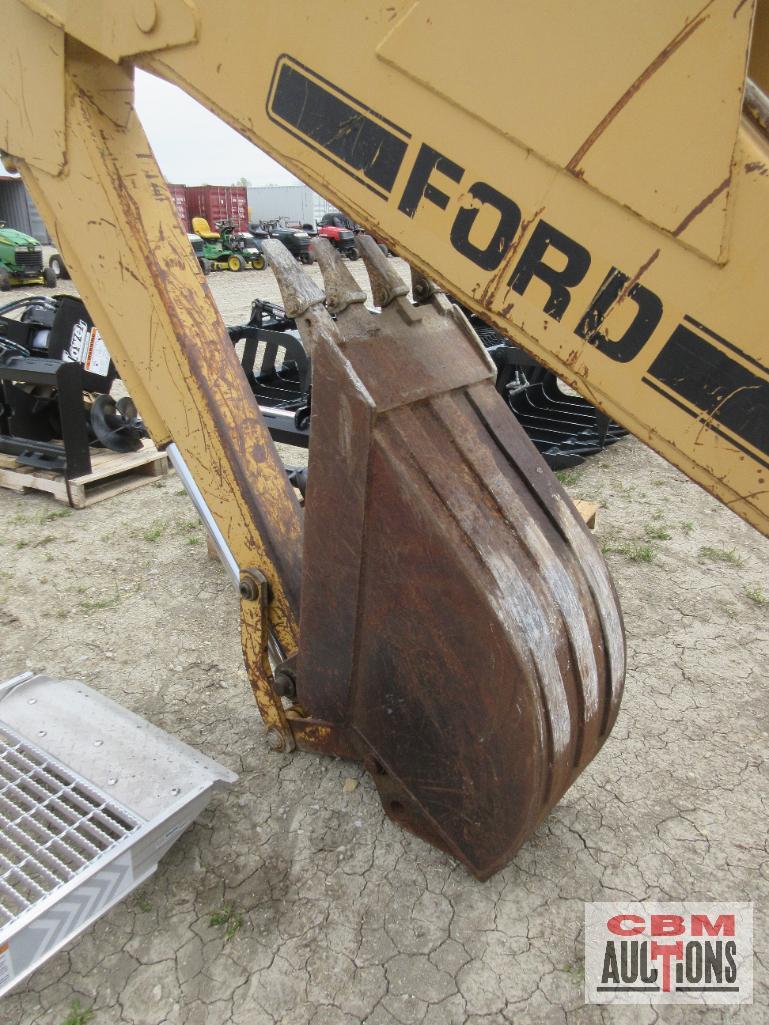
[189,217,265,272]
[216,219,266,271]
[0,222,56,290]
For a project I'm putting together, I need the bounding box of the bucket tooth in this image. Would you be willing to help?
[261,239,325,319]
[311,237,366,315]
[262,239,342,358]
[356,234,410,308]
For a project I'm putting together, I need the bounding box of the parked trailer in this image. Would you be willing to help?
[247,184,333,227]
[185,185,248,232]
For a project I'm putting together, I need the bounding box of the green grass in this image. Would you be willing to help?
[12,509,71,526]
[142,521,166,543]
[60,1000,94,1025]
[174,518,201,545]
[176,518,200,534]
[15,534,57,550]
[680,521,694,535]
[698,545,743,567]
[625,543,654,563]
[39,508,72,523]
[644,524,671,541]
[555,469,581,486]
[562,961,583,979]
[79,581,141,612]
[744,586,769,606]
[79,593,121,613]
[602,541,655,563]
[209,904,242,941]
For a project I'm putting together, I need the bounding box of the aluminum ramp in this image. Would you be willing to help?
[0,672,237,996]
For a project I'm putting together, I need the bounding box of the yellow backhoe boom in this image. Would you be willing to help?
[2,0,768,876]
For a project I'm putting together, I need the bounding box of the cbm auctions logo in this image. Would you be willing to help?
[585,903,753,1004]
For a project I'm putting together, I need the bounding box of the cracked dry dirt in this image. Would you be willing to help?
[1,262,768,1025]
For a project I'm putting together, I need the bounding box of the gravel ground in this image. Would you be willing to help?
[1,260,768,1025]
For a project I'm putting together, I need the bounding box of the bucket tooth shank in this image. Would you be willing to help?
[310,237,366,315]
[264,246,626,879]
[356,234,410,308]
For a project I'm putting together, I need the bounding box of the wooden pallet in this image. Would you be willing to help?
[574,499,600,530]
[0,440,168,509]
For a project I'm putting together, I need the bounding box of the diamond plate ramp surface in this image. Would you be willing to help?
[0,672,237,996]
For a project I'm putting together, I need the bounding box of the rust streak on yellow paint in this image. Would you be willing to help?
[566,1,715,176]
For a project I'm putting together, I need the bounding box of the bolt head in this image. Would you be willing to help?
[266,727,286,752]
[274,670,297,699]
[133,0,157,33]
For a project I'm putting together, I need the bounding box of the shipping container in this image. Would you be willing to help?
[0,176,52,243]
[247,184,335,227]
[185,185,249,232]
[167,183,189,230]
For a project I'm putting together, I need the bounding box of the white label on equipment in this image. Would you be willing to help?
[67,319,111,376]
[0,942,12,990]
[66,318,88,363]
[83,327,110,375]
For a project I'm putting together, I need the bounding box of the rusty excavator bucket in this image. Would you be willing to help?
[261,236,625,880]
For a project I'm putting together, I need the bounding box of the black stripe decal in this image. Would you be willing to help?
[682,314,769,378]
[642,376,769,471]
[267,56,409,197]
[646,323,769,459]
